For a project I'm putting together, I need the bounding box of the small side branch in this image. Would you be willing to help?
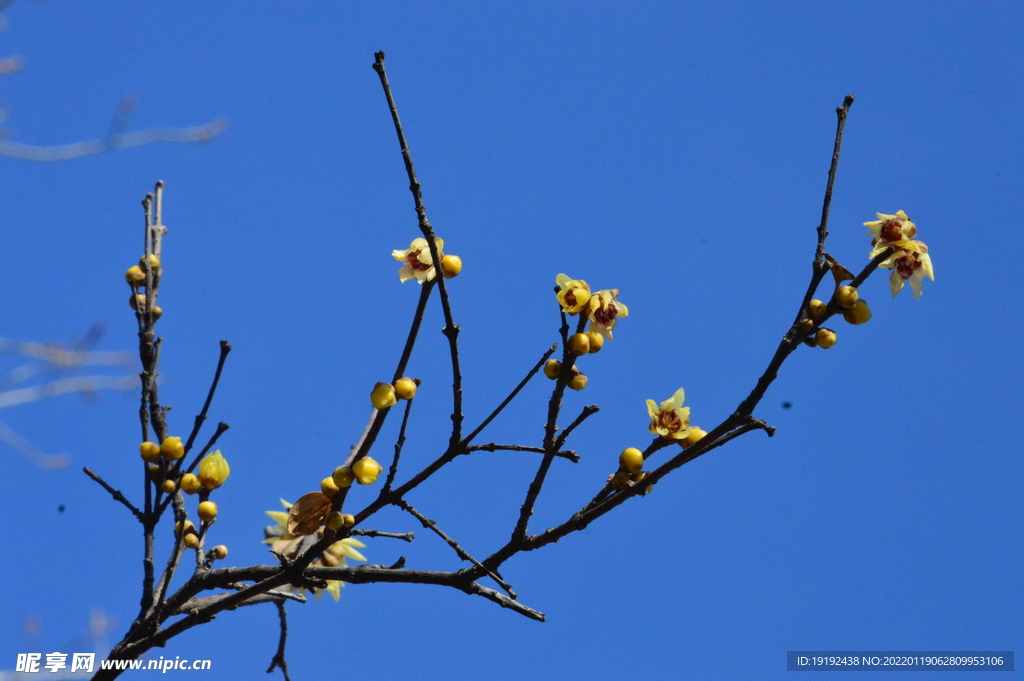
[350,529,415,542]
[464,345,558,444]
[84,467,143,521]
[266,601,292,681]
[466,442,579,463]
[184,341,232,454]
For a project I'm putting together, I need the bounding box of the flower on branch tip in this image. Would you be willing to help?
[646,388,690,440]
[392,237,444,284]
[352,456,382,485]
[555,274,591,315]
[865,211,934,300]
[198,450,230,490]
[586,289,629,339]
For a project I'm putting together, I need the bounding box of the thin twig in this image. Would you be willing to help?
[395,499,516,598]
[184,340,232,454]
[464,344,558,444]
[266,601,292,681]
[466,442,579,463]
[350,529,415,542]
[553,404,600,451]
[84,467,143,521]
[383,385,417,493]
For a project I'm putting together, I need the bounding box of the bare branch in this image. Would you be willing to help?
[83,467,143,521]
[0,374,138,409]
[266,601,292,681]
[466,442,579,463]
[184,341,232,455]
[350,529,415,542]
[464,344,558,444]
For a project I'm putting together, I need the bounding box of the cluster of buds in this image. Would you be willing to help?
[804,285,871,349]
[392,237,462,283]
[865,210,934,299]
[332,456,383,488]
[543,359,588,390]
[125,254,163,320]
[141,438,231,552]
[370,377,418,409]
[609,447,651,493]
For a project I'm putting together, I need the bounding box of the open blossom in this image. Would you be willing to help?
[646,388,690,440]
[864,211,935,299]
[392,237,444,283]
[555,273,591,314]
[586,289,629,339]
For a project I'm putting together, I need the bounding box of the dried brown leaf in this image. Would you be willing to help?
[287,492,332,536]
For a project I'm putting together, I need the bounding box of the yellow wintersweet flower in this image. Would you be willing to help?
[886,241,935,299]
[555,274,591,315]
[865,211,935,299]
[320,537,368,601]
[586,289,629,339]
[198,450,230,490]
[392,237,445,284]
[646,388,690,440]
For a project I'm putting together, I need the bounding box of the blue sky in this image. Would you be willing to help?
[1,2,1021,679]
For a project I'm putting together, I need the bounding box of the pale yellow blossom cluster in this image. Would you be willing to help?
[865,210,934,299]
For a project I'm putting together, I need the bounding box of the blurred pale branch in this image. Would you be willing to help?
[0,326,138,469]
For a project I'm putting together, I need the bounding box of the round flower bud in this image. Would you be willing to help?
[183,533,200,550]
[352,456,383,485]
[370,382,397,409]
[619,447,644,474]
[568,372,588,391]
[843,299,872,325]
[800,319,814,332]
[151,306,163,321]
[342,513,356,528]
[129,293,147,311]
[180,473,201,495]
[125,265,146,286]
[326,511,346,531]
[161,479,176,494]
[441,255,462,279]
[585,331,605,354]
[808,299,827,319]
[815,328,837,349]
[567,333,590,356]
[160,436,185,461]
[140,254,161,271]
[681,426,708,449]
[197,500,218,522]
[212,545,228,560]
[332,466,355,489]
[543,359,562,380]
[835,285,859,309]
[147,464,162,480]
[198,450,230,489]
[174,519,196,536]
[140,441,161,462]
[394,377,418,400]
[320,476,340,497]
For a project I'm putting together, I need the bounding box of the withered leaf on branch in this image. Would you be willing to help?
[824,254,856,284]
[287,492,332,536]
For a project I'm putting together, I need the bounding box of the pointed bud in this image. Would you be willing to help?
[371,382,397,409]
[198,450,230,489]
[352,456,383,485]
[394,377,418,400]
[160,436,184,461]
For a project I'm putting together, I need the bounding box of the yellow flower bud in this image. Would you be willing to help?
[585,331,604,354]
[198,450,230,489]
[180,473,201,495]
[808,299,827,319]
[567,333,590,356]
[568,372,588,391]
[816,328,837,349]
[630,470,647,483]
[681,426,707,449]
[619,447,644,474]
[342,513,356,528]
[197,500,218,522]
[332,466,355,489]
[609,470,630,489]
[129,293,147,311]
[174,519,195,536]
[370,382,397,409]
[125,265,146,286]
[321,476,340,497]
[147,463,162,480]
[212,545,228,560]
[326,511,346,531]
[140,441,161,462]
[352,456,382,485]
[441,255,462,279]
[140,254,161,271]
[843,299,871,325]
[151,306,163,321]
[835,285,859,309]
[160,436,185,461]
[394,377,418,400]
[543,359,562,380]
[183,533,200,550]
[161,479,176,494]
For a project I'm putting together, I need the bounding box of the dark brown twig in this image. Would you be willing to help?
[466,442,579,463]
[464,344,558,444]
[184,341,232,454]
[350,529,415,542]
[83,467,142,521]
[266,601,292,681]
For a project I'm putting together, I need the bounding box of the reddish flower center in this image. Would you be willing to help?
[879,220,903,242]
[895,254,921,280]
[594,304,618,327]
[658,411,682,432]
[405,249,431,271]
